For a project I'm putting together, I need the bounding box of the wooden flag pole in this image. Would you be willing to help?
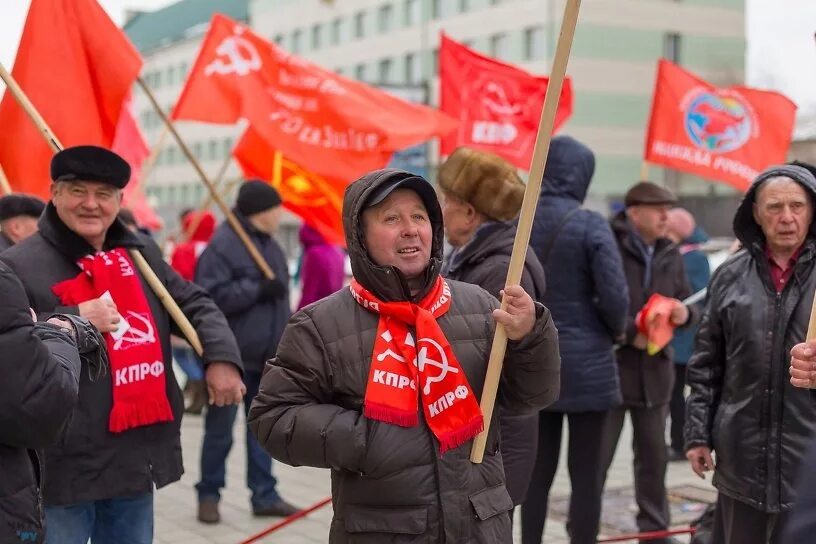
[470,0,582,463]
[640,161,650,181]
[0,61,204,356]
[139,124,170,187]
[0,163,12,195]
[183,153,233,242]
[136,77,275,280]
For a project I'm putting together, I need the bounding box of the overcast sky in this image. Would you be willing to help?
[0,0,814,117]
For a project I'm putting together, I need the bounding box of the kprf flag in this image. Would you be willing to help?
[233,127,351,247]
[439,34,574,170]
[0,0,142,198]
[172,14,454,183]
[112,99,163,231]
[645,59,797,191]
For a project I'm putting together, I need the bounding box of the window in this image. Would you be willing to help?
[222,137,233,157]
[208,140,219,160]
[273,33,284,45]
[311,23,322,49]
[180,184,190,205]
[458,0,470,12]
[354,11,366,39]
[167,66,176,85]
[167,146,177,165]
[153,70,162,88]
[664,32,681,63]
[523,26,545,60]
[193,142,203,159]
[291,29,303,53]
[404,53,418,83]
[179,61,189,79]
[355,63,368,81]
[489,33,509,59]
[430,47,439,74]
[430,0,440,19]
[378,4,394,33]
[167,185,177,203]
[404,0,419,26]
[378,58,393,82]
[330,17,342,44]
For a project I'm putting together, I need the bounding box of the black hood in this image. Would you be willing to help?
[343,168,444,302]
[539,135,596,204]
[733,164,816,248]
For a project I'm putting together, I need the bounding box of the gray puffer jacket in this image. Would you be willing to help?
[249,169,561,543]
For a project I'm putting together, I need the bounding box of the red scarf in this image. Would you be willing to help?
[53,248,173,433]
[350,277,483,453]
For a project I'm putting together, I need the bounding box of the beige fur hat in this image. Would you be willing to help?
[437,147,525,222]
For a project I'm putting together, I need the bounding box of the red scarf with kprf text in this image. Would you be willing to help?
[53,248,173,433]
[350,277,483,453]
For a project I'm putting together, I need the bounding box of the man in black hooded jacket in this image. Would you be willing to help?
[685,164,816,543]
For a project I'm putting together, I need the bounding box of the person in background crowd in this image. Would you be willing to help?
[0,193,45,251]
[297,223,345,310]
[665,208,710,462]
[522,135,629,544]
[194,180,296,523]
[602,181,698,544]
[686,165,816,544]
[0,145,244,544]
[170,209,217,414]
[437,147,549,513]
[248,168,561,543]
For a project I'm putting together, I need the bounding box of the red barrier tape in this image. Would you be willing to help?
[597,527,695,543]
[239,496,333,544]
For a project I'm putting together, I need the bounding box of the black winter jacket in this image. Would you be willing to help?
[530,136,628,412]
[0,204,242,506]
[684,165,816,513]
[0,263,82,543]
[195,211,291,372]
[249,169,561,543]
[443,220,550,506]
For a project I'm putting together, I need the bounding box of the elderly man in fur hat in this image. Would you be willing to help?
[437,147,549,510]
[0,193,45,251]
[0,145,243,544]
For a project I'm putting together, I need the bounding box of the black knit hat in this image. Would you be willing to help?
[624,181,677,207]
[51,145,131,188]
[0,194,46,221]
[236,180,282,216]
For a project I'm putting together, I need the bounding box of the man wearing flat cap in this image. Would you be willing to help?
[689,164,816,543]
[0,145,244,544]
[193,179,297,523]
[0,193,45,251]
[600,180,698,544]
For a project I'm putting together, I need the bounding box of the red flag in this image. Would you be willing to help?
[172,14,454,182]
[439,34,573,170]
[644,59,797,191]
[0,0,143,198]
[233,127,358,247]
[112,98,162,231]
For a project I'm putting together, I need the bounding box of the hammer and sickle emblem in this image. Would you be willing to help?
[204,31,262,77]
[113,311,156,351]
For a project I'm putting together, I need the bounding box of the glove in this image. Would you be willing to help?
[46,313,110,382]
[259,279,288,301]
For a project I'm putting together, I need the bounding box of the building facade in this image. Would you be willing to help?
[252,0,746,214]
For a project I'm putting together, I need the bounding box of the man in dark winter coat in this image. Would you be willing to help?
[248,168,561,543]
[665,208,710,461]
[437,147,549,509]
[601,181,697,544]
[522,135,629,544]
[194,180,297,523]
[686,164,816,544]
[0,263,104,543]
[0,145,243,544]
[0,193,45,251]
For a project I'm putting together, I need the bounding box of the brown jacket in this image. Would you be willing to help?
[248,169,561,543]
[611,212,697,407]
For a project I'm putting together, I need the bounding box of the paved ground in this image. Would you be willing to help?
[154,408,713,544]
